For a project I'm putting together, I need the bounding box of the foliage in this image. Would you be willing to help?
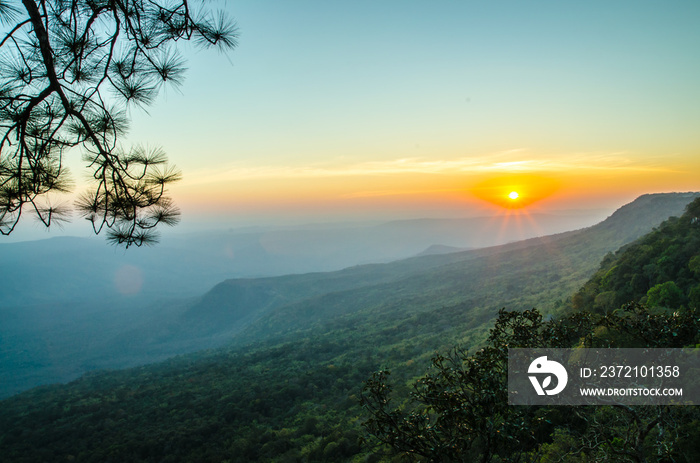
[362,308,592,462]
[646,281,684,309]
[362,304,700,462]
[0,0,237,246]
[0,337,373,462]
[573,197,700,313]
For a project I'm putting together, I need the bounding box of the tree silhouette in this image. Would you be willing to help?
[0,0,237,246]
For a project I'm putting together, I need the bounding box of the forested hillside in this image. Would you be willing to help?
[172,193,700,346]
[0,193,698,462]
[574,196,700,313]
[363,198,700,461]
[77,194,700,376]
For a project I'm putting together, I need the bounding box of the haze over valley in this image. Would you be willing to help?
[2,192,700,461]
[1,193,696,399]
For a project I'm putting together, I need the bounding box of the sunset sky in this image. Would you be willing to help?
[59,1,700,231]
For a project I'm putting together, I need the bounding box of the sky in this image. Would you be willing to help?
[15,1,700,237]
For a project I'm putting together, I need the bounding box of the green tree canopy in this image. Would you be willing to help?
[573,197,700,312]
[362,304,700,462]
[646,281,684,308]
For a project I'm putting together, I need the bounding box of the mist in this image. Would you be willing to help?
[0,208,610,398]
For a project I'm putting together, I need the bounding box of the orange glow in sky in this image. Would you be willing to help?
[170,155,700,225]
[114,2,699,229]
[470,174,560,209]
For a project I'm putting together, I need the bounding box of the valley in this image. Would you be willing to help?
[1,192,698,461]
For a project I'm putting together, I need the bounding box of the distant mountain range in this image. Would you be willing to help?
[0,210,606,307]
[0,192,697,400]
[177,192,700,344]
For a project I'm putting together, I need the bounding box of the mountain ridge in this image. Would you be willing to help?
[2,193,699,461]
[183,192,699,342]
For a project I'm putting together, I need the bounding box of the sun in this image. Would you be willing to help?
[470,174,560,210]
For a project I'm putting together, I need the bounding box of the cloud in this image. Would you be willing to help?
[183,150,678,186]
[341,188,461,198]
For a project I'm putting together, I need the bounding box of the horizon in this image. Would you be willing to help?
[142,1,700,227]
[3,1,700,243]
[2,190,696,244]
[1,196,627,244]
